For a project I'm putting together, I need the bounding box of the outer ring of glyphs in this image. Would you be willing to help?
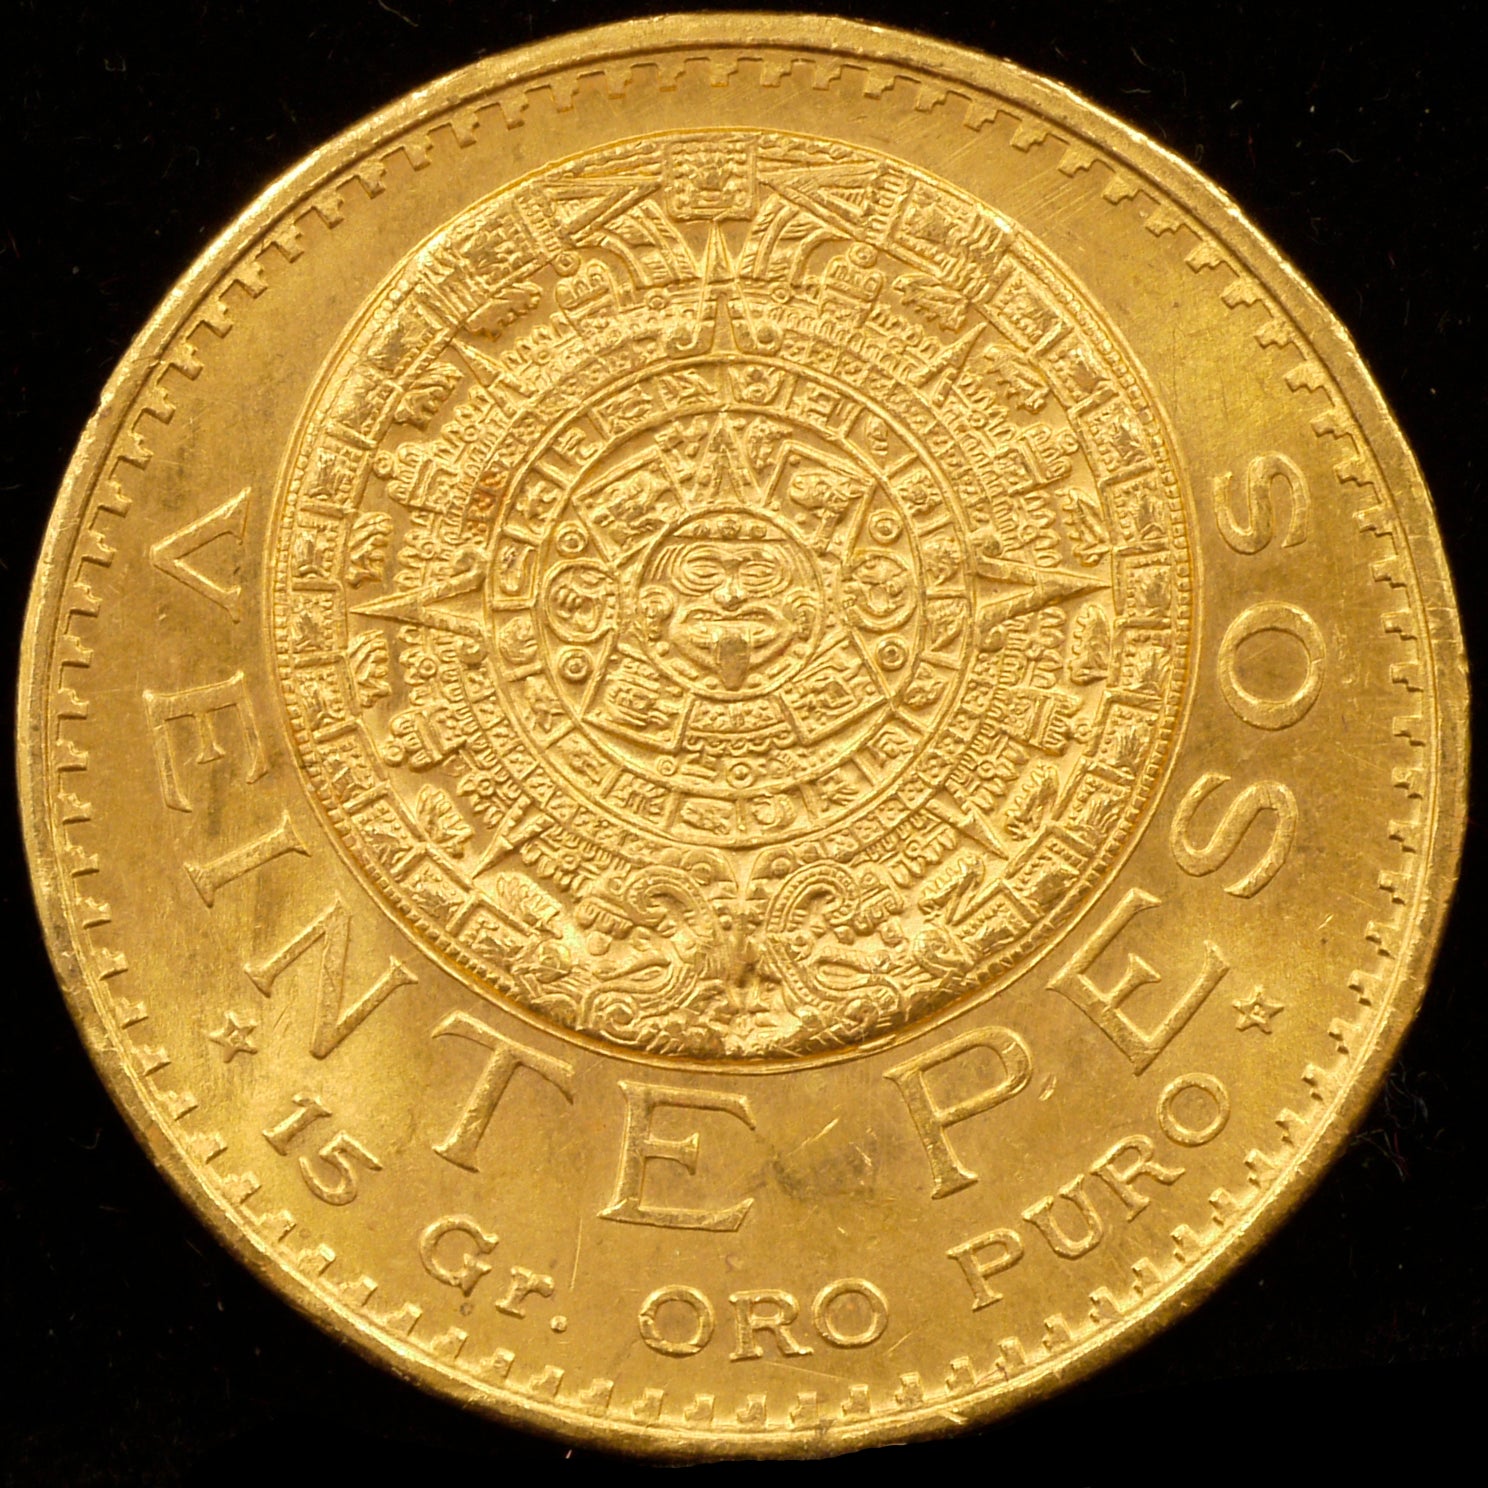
[270,128,1195,1063]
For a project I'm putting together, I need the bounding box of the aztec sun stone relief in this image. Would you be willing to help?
[272,131,1193,1060]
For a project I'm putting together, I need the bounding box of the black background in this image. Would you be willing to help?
[4,1,1484,1481]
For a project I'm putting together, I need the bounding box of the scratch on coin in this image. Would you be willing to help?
[783,1117,839,1158]
[569,1218,584,1291]
[758,1358,845,1388]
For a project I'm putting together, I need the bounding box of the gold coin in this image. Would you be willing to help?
[19,13,1468,1459]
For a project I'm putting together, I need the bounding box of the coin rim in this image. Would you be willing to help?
[18,12,1470,1459]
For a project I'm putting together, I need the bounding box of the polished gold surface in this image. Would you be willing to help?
[19,15,1467,1458]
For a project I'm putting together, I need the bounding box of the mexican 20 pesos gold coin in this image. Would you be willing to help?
[19,13,1467,1457]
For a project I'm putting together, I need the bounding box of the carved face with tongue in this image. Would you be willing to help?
[637,512,822,696]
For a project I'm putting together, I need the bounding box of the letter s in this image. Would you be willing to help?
[1170,771,1297,900]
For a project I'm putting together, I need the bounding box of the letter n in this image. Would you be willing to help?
[246,899,415,1058]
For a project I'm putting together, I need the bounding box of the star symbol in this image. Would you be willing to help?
[1234,988,1283,1034]
[207,1010,259,1062]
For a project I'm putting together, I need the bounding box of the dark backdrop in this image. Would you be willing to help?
[4,2,1483,1481]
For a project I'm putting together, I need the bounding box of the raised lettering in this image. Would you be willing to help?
[494,1266,555,1318]
[1023,1176,1105,1259]
[885,1026,1033,1198]
[144,671,267,811]
[431,1012,575,1172]
[600,1082,755,1232]
[1217,601,1326,730]
[185,811,308,906]
[418,1214,498,1296]
[1089,1134,1184,1217]
[638,1285,715,1358]
[261,1092,380,1206]
[728,1289,813,1360]
[1156,1073,1231,1146]
[1170,772,1298,898]
[246,899,415,1058]
[811,1279,889,1348]
[1212,453,1310,554]
[262,1091,330,1154]
[150,486,251,620]
[297,1130,382,1206]
[946,1227,1024,1311]
[1049,888,1228,1073]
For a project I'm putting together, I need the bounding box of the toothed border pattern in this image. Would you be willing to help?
[45,49,1435,1441]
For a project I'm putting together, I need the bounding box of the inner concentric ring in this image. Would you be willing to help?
[494,355,968,854]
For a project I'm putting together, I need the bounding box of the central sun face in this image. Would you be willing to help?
[272,130,1193,1061]
[637,512,822,697]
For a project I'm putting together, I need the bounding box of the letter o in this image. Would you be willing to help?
[811,1278,890,1349]
[1217,601,1325,730]
[1157,1073,1231,1147]
[638,1284,715,1357]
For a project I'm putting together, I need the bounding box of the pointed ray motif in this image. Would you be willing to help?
[693,221,743,285]
[540,178,660,242]
[973,558,1107,630]
[925,788,1009,860]
[766,170,890,244]
[350,568,485,639]
[669,225,780,356]
[912,322,985,402]
[678,407,767,510]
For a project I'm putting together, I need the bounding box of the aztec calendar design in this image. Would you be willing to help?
[272,130,1194,1060]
